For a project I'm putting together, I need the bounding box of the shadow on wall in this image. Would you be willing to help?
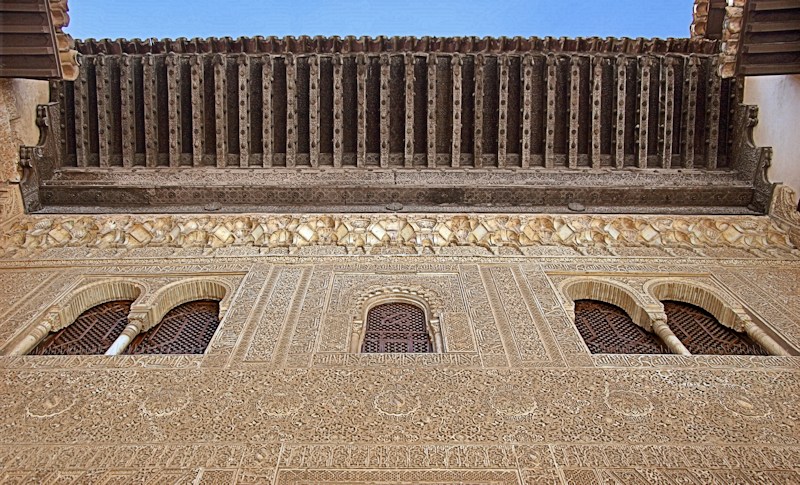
[744,74,800,207]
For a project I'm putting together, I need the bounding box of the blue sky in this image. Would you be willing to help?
[67,1,695,40]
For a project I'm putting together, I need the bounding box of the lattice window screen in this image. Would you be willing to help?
[361,302,432,353]
[124,300,221,355]
[664,301,767,355]
[30,300,133,355]
[574,299,670,354]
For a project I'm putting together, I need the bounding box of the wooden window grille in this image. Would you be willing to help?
[30,300,133,355]
[361,302,433,353]
[664,301,768,355]
[124,300,221,355]
[574,299,670,354]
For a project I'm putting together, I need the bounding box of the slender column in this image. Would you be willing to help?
[95,56,111,167]
[590,56,603,169]
[104,318,144,356]
[614,55,627,168]
[190,56,205,167]
[379,54,390,168]
[213,54,227,167]
[742,321,790,356]
[332,54,344,168]
[451,54,462,168]
[568,56,581,169]
[143,54,158,167]
[285,54,297,168]
[651,319,691,356]
[497,55,509,168]
[473,54,485,168]
[637,56,652,168]
[309,54,320,168]
[74,56,89,167]
[660,56,676,168]
[545,55,557,169]
[705,55,721,170]
[356,53,367,167]
[521,54,533,169]
[349,320,364,353]
[6,317,55,356]
[430,317,444,353]
[403,53,415,168]
[681,55,698,168]
[167,53,182,167]
[262,55,273,167]
[237,54,250,167]
[426,54,437,168]
[120,55,136,167]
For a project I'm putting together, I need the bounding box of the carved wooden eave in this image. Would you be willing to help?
[76,36,720,55]
[17,36,774,214]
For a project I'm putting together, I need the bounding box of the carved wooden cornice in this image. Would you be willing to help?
[76,36,719,55]
[1,212,796,257]
[19,45,774,214]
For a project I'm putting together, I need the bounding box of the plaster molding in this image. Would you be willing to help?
[1,212,796,257]
[770,184,800,243]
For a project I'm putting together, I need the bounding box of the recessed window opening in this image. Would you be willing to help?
[30,300,133,355]
[361,302,433,353]
[663,300,768,356]
[574,299,669,354]
[124,299,221,355]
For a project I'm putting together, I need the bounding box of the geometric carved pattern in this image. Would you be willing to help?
[361,303,432,353]
[664,301,768,355]
[574,300,670,354]
[124,300,220,355]
[29,300,132,355]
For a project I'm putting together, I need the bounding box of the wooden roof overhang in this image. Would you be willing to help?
[18,36,774,214]
[693,0,800,77]
[0,0,78,80]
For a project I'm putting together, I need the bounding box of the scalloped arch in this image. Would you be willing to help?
[140,279,232,331]
[644,278,750,331]
[560,277,654,330]
[53,280,144,331]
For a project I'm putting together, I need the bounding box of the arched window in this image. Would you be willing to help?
[30,300,133,355]
[124,300,221,355]
[574,300,669,354]
[663,301,768,355]
[361,302,433,353]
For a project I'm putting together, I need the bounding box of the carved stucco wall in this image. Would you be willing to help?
[0,238,799,483]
